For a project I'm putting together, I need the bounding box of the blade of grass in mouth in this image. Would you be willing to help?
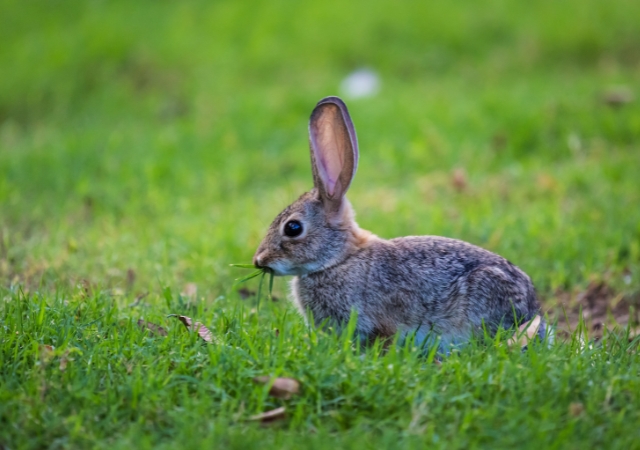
[233,269,264,284]
[256,270,265,313]
[230,263,275,302]
[268,270,274,301]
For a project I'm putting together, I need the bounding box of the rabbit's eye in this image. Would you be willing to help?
[284,220,303,237]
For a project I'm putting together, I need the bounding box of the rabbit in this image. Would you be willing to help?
[253,96,546,353]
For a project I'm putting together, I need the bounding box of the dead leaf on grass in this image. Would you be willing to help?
[248,406,287,423]
[137,319,168,337]
[253,376,300,399]
[170,315,215,343]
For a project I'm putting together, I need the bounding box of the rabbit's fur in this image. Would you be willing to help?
[254,97,545,352]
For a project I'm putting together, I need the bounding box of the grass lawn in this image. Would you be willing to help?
[1,0,640,448]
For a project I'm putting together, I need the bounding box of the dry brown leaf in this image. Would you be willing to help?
[137,319,168,337]
[253,376,300,399]
[507,315,541,348]
[248,406,287,423]
[172,315,215,343]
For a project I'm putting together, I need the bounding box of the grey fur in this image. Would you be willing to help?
[254,96,544,353]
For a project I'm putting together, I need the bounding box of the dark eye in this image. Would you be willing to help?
[284,220,303,237]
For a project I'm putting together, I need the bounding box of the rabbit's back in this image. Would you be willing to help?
[293,235,539,346]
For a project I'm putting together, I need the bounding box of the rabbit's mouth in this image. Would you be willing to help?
[261,260,294,276]
[258,259,315,277]
[253,255,284,275]
[255,250,323,276]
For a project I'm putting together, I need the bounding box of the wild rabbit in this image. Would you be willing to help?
[254,96,545,352]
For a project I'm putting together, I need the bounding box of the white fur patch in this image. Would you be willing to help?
[267,260,296,276]
[288,278,307,321]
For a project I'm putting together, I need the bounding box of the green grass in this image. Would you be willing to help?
[2,290,640,449]
[1,0,640,448]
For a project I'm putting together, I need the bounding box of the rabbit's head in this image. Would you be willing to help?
[253,97,373,276]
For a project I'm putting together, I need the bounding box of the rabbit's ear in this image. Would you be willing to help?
[309,96,359,212]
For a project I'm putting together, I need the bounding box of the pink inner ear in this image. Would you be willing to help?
[314,116,345,197]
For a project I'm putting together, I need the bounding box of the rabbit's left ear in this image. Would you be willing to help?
[309,96,359,212]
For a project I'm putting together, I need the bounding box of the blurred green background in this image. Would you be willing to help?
[1,0,639,302]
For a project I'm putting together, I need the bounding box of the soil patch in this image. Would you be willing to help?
[546,281,639,338]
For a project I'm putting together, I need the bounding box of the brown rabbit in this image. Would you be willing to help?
[254,97,546,352]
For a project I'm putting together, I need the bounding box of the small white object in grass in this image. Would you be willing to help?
[340,68,380,99]
[507,315,541,348]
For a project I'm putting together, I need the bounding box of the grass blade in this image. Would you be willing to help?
[233,269,264,284]
[256,270,266,313]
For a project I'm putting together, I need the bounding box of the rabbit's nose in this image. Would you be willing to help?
[253,253,265,268]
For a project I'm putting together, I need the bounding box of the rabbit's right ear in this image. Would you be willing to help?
[308,96,359,214]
